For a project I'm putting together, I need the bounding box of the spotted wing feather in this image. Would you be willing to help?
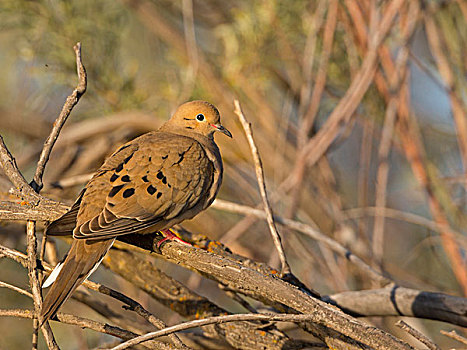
[73,132,214,239]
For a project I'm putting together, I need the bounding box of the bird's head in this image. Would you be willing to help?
[168,100,232,139]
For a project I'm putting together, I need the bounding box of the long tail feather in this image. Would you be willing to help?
[40,238,114,325]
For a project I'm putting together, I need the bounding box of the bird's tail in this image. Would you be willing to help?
[40,238,114,325]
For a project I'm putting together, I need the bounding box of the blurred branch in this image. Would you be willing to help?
[424,11,467,177]
[326,286,467,327]
[344,0,467,296]
[440,329,467,346]
[395,320,440,350]
[289,0,405,190]
[212,199,389,285]
[372,0,419,269]
[289,0,338,218]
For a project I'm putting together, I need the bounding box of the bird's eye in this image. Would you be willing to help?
[196,114,205,122]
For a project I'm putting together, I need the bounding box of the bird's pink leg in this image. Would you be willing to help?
[157,229,192,249]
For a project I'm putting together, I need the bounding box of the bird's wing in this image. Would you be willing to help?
[45,189,86,236]
[73,132,214,240]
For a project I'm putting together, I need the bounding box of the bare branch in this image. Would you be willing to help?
[440,330,467,346]
[327,286,467,327]
[233,99,290,276]
[212,199,389,285]
[83,280,187,349]
[395,320,440,350]
[104,247,297,350]
[110,313,331,350]
[0,281,33,298]
[26,221,59,350]
[30,42,87,193]
[0,309,174,350]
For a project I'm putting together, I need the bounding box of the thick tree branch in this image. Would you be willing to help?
[104,248,303,350]
[115,233,412,350]
[326,286,467,327]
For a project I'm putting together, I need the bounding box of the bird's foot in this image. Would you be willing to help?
[157,229,192,249]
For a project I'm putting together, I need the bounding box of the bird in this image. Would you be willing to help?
[40,100,231,325]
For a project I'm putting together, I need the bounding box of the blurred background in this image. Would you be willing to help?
[0,0,466,348]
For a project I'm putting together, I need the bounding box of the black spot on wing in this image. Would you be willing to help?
[162,155,168,159]
[162,176,167,185]
[109,184,124,197]
[142,175,149,182]
[110,173,119,182]
[122,188,135,198]
[123,153,134,164]
[121,175,130,182]
[173,152,185,165]
[156,192,162,199]
[115,163,124,173]
[156,171,164,179]
[116,144,130,153]
[147,185,157,195]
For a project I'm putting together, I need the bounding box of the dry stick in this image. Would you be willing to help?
[213,199,389,285]
[30,42,87,193]
[440,330,467,346]
[288,0,337,218]
[0,244,177,349]
[26,42,87,350]
[26,221,59,350]
[0,309,170,350]
[345,206,466,244]
[372,1,419,269]
[0,281,33,298]
[424,11,467,180]
[277,0,404,224]
[327,286,467,327]
[110,313,324,350]
[346,0,467,295]
[233,100,290,276]
[83,280,187,349]
[395,320,440,350]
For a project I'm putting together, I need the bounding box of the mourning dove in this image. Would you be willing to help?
[40,100,231,324]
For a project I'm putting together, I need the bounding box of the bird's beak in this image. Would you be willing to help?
[211,124,232,138]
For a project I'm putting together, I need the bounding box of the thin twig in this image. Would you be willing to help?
[289,0,404,182]
[372,1,419,269]
[0,281,33,298]
[212,199,390,285]
[288,0,338,218]
[395,320,440,350]
[424,12,467,177]
[110,313,321,350]
[84,280,188,349]
[233,100,290,276]
[0,309,169,350]
[440,330,467,346]
[30,42,87,192]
